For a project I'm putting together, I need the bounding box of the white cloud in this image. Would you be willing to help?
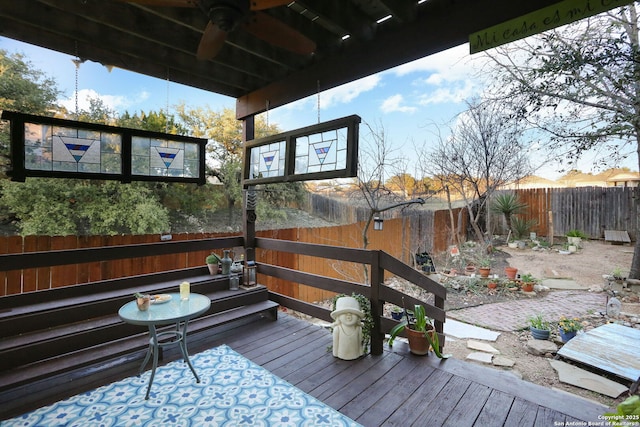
[393,44,472,79]
[417,80,477,105]
[391,44,488,106]
[380,94,417,113]
[281,74,382,112]
[58,88,151,114]
[321,74,381,108]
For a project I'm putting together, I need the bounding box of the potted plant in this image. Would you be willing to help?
[520,273,537,292]
[557,316,583,342]
[504,266,518,280]
[528,313,550,340]
[477,256,491,278]
[415,252,436,274]
[566,229,587,247]
[611,266,625,282]
[205,252,221,275]
[133,292,151,311]
[388,304,450,358]
[390,306,403,321]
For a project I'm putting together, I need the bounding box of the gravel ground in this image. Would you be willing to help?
[382,240,638,408]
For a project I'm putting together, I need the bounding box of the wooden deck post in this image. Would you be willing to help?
[242,116,255,260]
[369,250,384,355]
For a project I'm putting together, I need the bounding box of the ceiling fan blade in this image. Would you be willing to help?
[244,12,315,55]
[197,21,228,60]
[249,0,292,11]
[121,0,197,7]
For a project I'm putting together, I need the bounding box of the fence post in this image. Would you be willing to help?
[369,250,384,355]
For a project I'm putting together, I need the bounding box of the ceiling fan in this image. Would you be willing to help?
[123,0,316,60]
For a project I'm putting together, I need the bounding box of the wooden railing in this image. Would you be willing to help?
[0,235,446,356]
[255,237,446,356]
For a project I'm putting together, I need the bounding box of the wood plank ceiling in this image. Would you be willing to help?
[0,0,562,119]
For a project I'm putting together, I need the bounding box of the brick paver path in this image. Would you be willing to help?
[447,290,607,331]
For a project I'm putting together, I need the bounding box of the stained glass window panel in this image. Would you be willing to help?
[131,137,199,178]
[24,123,122,174]
[4,111,206,184]
[294,127,347,174]
[249,140,286,179]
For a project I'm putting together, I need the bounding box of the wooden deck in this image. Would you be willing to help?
[201,312,608,426]
[2,312,611,426]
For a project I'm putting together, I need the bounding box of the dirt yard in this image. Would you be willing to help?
[438,240,637,408]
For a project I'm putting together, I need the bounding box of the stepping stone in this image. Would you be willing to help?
[542,278,588,290]
[467,340,500,354]
[549,360,628,398]
[444,319,500,341]
[493,355,515,367]
[525,339,558,356]
[466,352,493,364]
[551,387,609,408]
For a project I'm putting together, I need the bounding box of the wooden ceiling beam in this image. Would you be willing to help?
[7,0,294,96]
[236,0,563,119]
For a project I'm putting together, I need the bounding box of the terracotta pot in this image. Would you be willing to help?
[207,263,218,275]
[521,282,534,292]
[487,282,497,289]
[479,267,490,278]
[405,326,434,356]
[505,267,518,280]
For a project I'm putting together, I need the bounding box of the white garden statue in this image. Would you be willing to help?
[330,296,365,360]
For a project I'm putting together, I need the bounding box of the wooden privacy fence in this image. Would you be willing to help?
[2,186,635,297]
[0,232,239,296]
[0,208,466,297]
[494,187,639,240]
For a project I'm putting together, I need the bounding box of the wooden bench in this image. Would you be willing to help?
[0,267,278,419]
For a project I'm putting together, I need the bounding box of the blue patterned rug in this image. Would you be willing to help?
[3,345,361,427]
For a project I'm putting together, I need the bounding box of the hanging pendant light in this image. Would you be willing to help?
[374,217,383,231]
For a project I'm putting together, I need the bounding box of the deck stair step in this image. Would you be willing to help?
[0,269,279,402]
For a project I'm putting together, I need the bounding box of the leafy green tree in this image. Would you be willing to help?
[0,49,61,176]
[115,107,220,232]
[118,110,187,134]
[1,179,169,235]
[174,104,304,229]
[0,49,60,115]
[483,4,640,277]
[0,64,173,235]
[386,173,416,198]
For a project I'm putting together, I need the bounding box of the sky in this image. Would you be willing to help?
[0,35,637,180]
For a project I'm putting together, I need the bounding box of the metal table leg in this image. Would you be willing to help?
[177,320,200,383]
[139,322,199,400]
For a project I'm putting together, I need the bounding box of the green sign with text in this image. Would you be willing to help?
[470,0,635,54]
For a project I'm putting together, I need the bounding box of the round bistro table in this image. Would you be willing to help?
[118,293,211,399]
